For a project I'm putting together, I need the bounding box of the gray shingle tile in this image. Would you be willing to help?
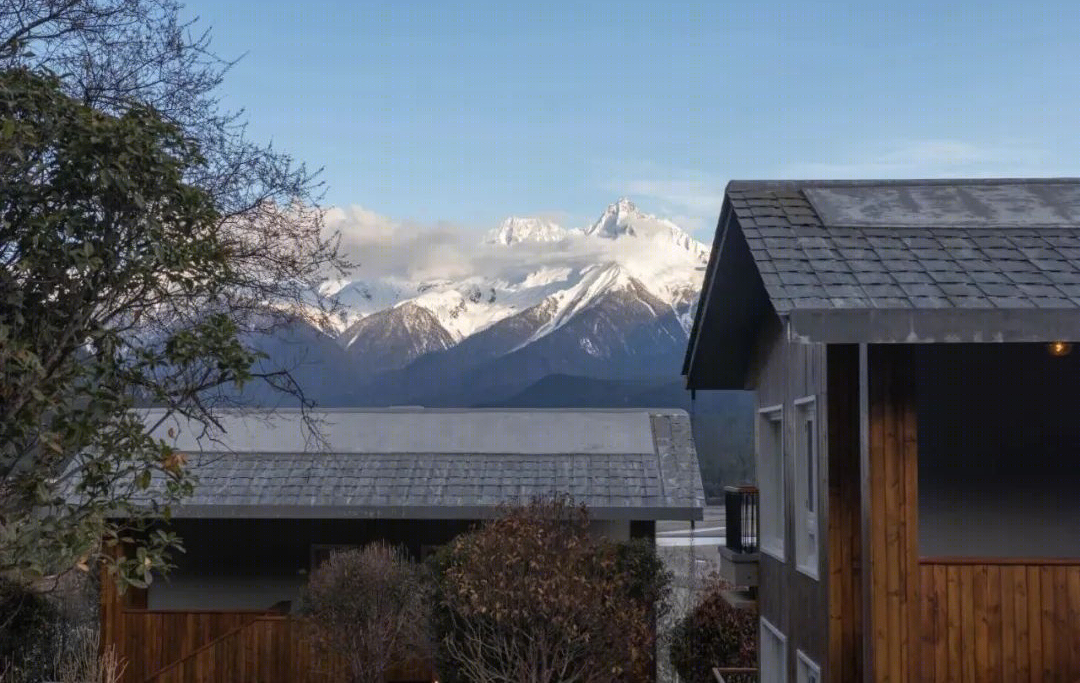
[732,187,1080,312]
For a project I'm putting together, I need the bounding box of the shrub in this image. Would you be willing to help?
[0,578,66,683]
[669,574,757,683]
[615,536,673,619]
[430,498,668,683]
[55,626,125,683]
[300,542,430,683]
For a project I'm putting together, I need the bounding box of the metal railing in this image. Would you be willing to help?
[724,485,759,553]
[713,667,758,683]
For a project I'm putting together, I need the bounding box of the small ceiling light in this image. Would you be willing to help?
[1048,341,1073,357]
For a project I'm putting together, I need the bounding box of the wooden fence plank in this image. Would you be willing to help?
[987,565,1002,681]
[920,566,934,681]
[1000,565,1017,681]
[973,565,989,682]
[919,560,1080,683]
[1068,568,1080,680]
[1041,565,1055,681]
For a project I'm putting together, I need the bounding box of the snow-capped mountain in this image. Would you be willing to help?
[245,199,710,406]
[484,216,571,245]
[585,197,707,258]
[324,198,706,340]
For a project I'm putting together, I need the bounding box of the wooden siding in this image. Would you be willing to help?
[109,609,433,683]
[919,559,1080,682]
[865,345,920,682]
[120,610,267,681]
[826,345,862,682]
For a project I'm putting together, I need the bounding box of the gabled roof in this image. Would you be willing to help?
[132,408,705,521]
[684,179,1080,389]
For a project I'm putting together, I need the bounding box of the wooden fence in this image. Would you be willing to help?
[110,609,430,683]
[919,558,1080,682]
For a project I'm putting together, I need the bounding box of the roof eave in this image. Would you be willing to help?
[117,504,706,522]
[787,308,1080,344]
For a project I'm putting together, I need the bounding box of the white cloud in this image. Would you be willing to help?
[323,205,476,281]
[321,203,706,286]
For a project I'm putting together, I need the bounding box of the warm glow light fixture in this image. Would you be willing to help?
[1047,341,1073,357]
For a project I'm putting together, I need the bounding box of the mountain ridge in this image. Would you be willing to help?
[244,199,710,408]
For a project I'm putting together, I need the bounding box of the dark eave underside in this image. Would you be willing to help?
[141,504,705,522]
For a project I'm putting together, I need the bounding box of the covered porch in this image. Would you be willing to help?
[830,342,1080,682]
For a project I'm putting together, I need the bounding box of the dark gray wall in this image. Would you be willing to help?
[916,344,1080,558]
[747,322,829,680]
[148,518,636,610]
[149,518,475,610]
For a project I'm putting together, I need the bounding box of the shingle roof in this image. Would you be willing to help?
[133,410,704,521]
[729,181,1080,311]
[684,179,1080,388]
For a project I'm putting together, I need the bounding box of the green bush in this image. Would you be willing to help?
[669,574,757,683]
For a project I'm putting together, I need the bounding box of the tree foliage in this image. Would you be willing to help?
[0,0,346,586]
[669,574,757,683]
[301,543,430,683]
[430,498,668,683]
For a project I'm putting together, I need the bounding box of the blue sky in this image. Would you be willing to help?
[184,0,1080,239]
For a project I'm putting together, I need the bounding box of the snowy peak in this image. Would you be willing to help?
[584,198,706,259]
[585,197,643,238]
[485,216,568,245]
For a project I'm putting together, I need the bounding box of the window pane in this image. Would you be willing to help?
[805,417,814,513]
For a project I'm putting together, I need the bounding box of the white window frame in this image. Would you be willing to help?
[793,396,819,579]
[757,404,785,561]
[796,649,821,683]
[759,617,788,683]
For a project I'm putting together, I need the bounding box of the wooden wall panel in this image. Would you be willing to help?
[109,610,431,683]
[919,559,1080,682]
[865,345,920,682]
[826,345,862,682]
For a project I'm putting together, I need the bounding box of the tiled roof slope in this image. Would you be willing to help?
[729,184,1080,311]
[142,411,704,521]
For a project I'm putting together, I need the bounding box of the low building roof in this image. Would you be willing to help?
[135,408,705,521]
[685,178,1080,389]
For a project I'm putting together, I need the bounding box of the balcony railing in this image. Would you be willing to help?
[713,667,758,683]
[724,485,759,554]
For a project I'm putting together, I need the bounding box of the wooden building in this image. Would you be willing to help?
[99,407,704,682]
[684,179,1080,682]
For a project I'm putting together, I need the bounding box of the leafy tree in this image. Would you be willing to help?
[431,498,667,683]
[669,574,757,683]
[0,0,346,587]
[300,543,431,683]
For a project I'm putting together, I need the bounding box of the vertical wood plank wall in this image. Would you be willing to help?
[105,607,434,682]
[749,328,829,680]
[866,345,920,682]
[920,559,1080,682]
[827,345,862,681]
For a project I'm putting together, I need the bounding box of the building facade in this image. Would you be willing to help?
[685,179,1080,682]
